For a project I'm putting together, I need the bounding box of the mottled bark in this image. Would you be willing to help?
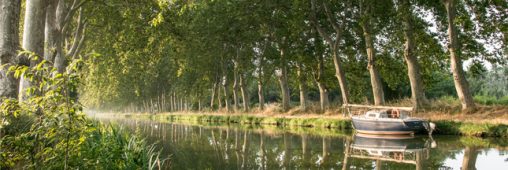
[210,81,217,110]
[232,60,240,111]
[297,64,307,110]
[277,48,290,111]
[257,80,265,110]
[314,54,329,112]
[361,17,385,105]
[239,74,249,112]
[179,96,183,111]
[317,83,329,112]
[443,0,475,110]
[23,0,47,65]
[257,55,265,110]
[53,0,67,73]
[332,53,350,105]
[222,76,230,112]
[172,92,176,111]
[217,83,222,109]
[0,0,21,99]
[19,0,47,101]
[401,0,428,110]
[198,98,201,111]
[44,0,60,67]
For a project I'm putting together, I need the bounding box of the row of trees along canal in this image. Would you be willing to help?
[3,0,505,114]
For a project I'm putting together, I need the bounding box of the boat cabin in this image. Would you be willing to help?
[364,109,409,119]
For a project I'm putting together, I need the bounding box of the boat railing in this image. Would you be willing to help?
[342,104,414,117]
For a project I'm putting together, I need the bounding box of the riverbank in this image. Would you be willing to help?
[96,110,508,138]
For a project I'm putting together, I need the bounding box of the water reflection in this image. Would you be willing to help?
[346,134,434,170]
[97,117,508,170]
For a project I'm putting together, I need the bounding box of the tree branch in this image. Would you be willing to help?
[322,1,341,34]
[67,8,85,57]
[71,22,87,59]
[61,0,89,34]
[310,0,333,45]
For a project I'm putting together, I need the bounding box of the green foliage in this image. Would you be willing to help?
[77,0,506,112]
[434,120,508,137]
[0,54,163,169]
[474,95,508,105]
[77,122,165,169]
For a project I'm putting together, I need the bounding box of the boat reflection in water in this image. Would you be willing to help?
[345,134,436,170]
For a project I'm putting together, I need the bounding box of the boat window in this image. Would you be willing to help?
[368,114,377,118]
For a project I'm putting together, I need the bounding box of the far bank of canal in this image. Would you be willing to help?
[98,113,508,138]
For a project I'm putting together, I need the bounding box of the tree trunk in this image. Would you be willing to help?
[184,97,188,111]
[361,20,385,105]
[174,93,177,111]
[239,74,249,112]
[19,0,47,101]
[181,96,184,111]
[297,64,307,110]
[257,55,265,111]
[211,81,217,110]
[44,0,61,68]
[198,99,201,111]
[53,0,67,73]
[0,0,21,99]
[332,51,350,106]
[217,83,222,109]
[257,79,265,110]
[172,92,176,112]
[401,0,428,110]
[443,0,475,110]
[317,83,329,112]
[278,48,290,111]
[232,65,240,111]
[315,54,329,112]
[222,76,230,112]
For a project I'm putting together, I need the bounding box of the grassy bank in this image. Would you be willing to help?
[1,115,165,169]
[108,112,508,138]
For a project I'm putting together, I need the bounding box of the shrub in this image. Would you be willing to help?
[0,56,163,169]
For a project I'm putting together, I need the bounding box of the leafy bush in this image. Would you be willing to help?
[0,55,163,169]
[474,95,508,105]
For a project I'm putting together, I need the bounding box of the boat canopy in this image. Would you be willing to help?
[364,110,409,119]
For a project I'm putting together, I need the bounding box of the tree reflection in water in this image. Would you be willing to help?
[97,118,507,170]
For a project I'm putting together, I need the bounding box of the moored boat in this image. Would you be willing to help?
[349,107,435,135]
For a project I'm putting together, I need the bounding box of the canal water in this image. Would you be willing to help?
[96,117,508,170]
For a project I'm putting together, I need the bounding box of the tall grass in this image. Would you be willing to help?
[68,121,166,169]
[1,118,166,169]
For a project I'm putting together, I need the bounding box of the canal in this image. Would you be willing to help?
[96,117,508,170]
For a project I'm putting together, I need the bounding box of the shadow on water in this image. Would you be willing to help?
[96,117,508,170]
